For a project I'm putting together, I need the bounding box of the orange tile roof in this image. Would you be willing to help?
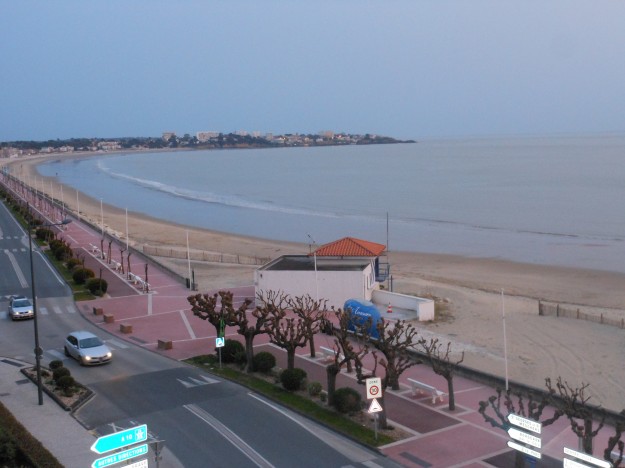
[312,237,386,257]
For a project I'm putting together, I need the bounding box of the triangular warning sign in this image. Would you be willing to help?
[368,398,383,413]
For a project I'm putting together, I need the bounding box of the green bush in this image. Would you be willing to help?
[73,267,95,285]
[52,367,71,382]
[280,367,307,392]
[252,351,276,373]
[49,360,64,370]
[66,257,82,270]
[86,278,108,296]
[308,381,323,397]
[35,227,54,241]
[48,239,63,251]
[0,427,17,466]
[332,387,362,414]
[56,375,76,392]
[53,244,73,261]
[221,339,246,364]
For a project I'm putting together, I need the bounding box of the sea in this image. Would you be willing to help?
[37,134,625,274]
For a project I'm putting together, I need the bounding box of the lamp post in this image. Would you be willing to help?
[28,214,72,405]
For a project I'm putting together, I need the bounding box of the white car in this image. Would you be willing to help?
[9,296,34,321]
[64,331,113,365]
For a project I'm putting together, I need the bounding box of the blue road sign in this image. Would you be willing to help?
[91,444,148,468]
[216,337,225,348]
[90,424,148,454]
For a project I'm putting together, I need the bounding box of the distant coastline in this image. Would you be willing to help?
[0,131,415,159]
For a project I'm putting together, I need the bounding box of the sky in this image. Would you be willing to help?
[2,0,625,142]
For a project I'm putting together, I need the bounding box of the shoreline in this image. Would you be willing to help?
[4,153,625,412]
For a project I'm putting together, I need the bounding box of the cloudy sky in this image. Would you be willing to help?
[2,1,625,141]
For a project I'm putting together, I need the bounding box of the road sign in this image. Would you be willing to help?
[508,427,541,449]
[564,459,595,468]
[507,441,541,459]
[90,424,148,454]
[366,377,382,400]
[508,413,542,434]
[564,447,611,468]
[92,444,148,468]
[216,337,225,348]
[125,460,148,468]
[368,398,383,413]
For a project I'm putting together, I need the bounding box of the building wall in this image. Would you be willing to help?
[255,263,376,309]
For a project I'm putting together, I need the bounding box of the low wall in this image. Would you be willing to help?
[372,289,435,321]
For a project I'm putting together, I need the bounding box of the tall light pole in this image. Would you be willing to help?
[307,234,319,303]
[28,211,72,405]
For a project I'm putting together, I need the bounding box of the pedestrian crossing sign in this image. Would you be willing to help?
[216,337,225,348]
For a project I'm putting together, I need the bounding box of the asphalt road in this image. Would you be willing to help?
[0,199,401,468]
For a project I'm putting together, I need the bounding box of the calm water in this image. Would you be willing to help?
[38,134,625,273]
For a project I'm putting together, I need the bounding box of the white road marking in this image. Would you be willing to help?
[179,310,196,339]
[5,250,29,288]
[39,307,49,315]
[46,349,66,361]
[66,305,76,314]
[184,404,274,468]
[53,306,63,314]
[106,338,129,349]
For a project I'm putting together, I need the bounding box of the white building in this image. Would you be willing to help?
[255,237,386,310]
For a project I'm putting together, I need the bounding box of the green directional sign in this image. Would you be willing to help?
[91,444,148,468]
[90,424,148,454]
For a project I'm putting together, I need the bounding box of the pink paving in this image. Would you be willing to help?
[25,198,620,467]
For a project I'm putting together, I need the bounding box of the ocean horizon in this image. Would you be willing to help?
[36,134,625,274]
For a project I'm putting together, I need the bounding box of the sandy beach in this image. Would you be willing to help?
[5,153,625,413]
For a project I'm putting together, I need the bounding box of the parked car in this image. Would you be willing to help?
[64,331,112,365]
[9,296,34,321]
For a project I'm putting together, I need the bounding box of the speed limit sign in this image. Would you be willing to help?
[366,377,382,400]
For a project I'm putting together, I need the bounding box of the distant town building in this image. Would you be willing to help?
[162,132,176,141]
[97,141,121,151]
[196,131,220,142]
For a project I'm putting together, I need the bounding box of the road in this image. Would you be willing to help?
[0,198,400,468]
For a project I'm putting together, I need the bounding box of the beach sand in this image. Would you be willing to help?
[5,154,625,412]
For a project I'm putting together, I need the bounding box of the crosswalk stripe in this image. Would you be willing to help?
[53,306,63,314]
[46,349,67,361]
[0,312,7,320]
[39,307,48,315]
[106,338,129,349]
[66,305,76,314]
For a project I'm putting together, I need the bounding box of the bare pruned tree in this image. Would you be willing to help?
[188,291,236,337]
[257,290,308,370]
[373,318,420,391]
[604,411,625,467]
[287,294,327,358]
[546,377,605,455]
[418,338,464,410]
[478,386,560,468]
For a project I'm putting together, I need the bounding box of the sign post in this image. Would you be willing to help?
[91,444,148,468]
[506,414,542,462]
[366,377,382,400]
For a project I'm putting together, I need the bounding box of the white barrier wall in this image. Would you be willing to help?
[372,289,435,321]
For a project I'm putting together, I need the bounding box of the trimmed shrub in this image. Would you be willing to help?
[73,268,95,285]
[221,339,246,364]
[332,387,362,414]
[280,367,307,392]
[252,351,276,374]
[53,244,72,261]
[66,257,82,271]
[308,381,323,397]
[52,367,70,382]
[86,278,108,296]
[56,375,76,392]
[49,360,64,370]
[35,227,54,242]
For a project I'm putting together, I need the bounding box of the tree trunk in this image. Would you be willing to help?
[446,375,455,411]
[326,364,339,406]
[244,333,255,373]
[583,418,593,454]
[377,394,388,429]
[309,331,316,358]
[287,349,295,370]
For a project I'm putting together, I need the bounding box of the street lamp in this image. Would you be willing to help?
[28,215,72,405]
